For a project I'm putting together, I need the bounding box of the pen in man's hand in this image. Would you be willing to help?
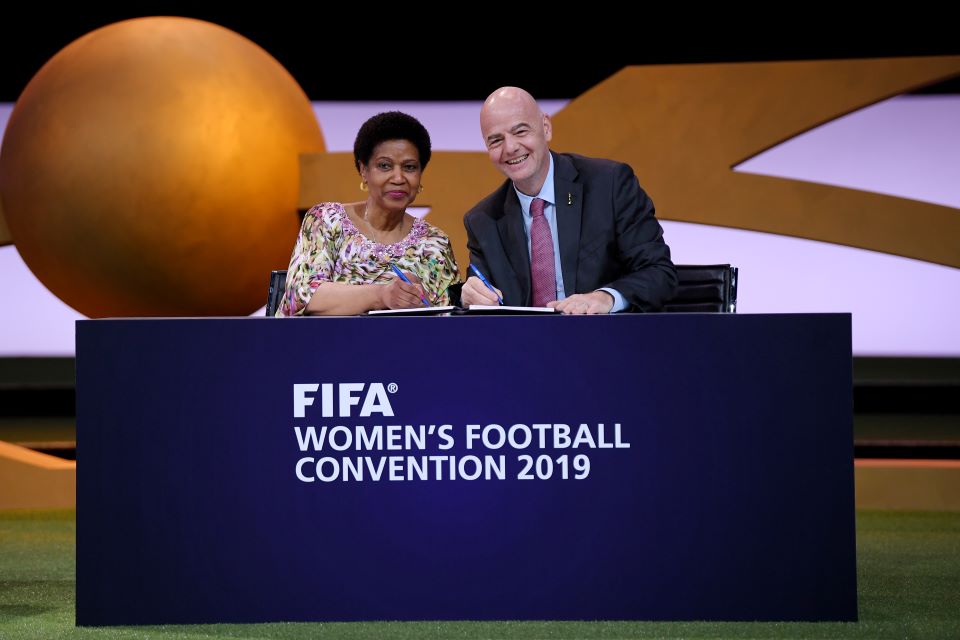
[390,263,430,307]
[469,264,503,305]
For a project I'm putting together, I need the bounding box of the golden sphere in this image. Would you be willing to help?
[0,17,324,316]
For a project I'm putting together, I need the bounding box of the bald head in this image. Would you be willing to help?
[479,86,553,195]
[480,87,541,130]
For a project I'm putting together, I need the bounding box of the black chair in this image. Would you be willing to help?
[663,264,738,313]
[266,270,287,316]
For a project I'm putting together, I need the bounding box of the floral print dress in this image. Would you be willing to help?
[277,202,459,316]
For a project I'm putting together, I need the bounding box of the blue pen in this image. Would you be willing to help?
[469,264,503,305]
[390,263,430,307]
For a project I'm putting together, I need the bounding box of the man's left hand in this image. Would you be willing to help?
[548,290,614,315]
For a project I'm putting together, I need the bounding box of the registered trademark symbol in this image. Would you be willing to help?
[387,383,398,393]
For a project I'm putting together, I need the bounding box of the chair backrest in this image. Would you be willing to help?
[663,264,738,313]
[266,270,287,316]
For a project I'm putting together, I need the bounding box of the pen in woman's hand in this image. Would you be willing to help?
[390,264,430,307]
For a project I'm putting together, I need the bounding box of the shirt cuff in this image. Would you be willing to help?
[599,287,628,313]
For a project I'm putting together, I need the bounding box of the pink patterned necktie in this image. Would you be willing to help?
[529,197,556,307]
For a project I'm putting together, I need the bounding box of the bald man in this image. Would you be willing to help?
[462,87,677,313]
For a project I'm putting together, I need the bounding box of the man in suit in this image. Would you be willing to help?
[462,87,677,313]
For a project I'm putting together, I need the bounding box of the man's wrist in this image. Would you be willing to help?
[597,287,627,313]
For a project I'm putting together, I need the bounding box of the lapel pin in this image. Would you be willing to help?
[567,193,573,205]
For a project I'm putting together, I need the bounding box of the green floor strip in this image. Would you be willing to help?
[1,510,958,639]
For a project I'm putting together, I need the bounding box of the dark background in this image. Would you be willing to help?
[2,9,958,101]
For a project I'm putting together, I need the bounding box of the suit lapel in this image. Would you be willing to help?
[496,187,532,304]
[553,153,583,296]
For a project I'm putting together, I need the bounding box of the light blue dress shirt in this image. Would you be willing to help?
[513,155,627,312]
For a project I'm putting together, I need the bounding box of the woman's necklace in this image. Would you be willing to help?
[363,205,404,245]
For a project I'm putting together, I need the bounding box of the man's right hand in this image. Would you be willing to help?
[461,276,503,306]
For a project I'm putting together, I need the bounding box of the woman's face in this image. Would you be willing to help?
[360,139,422,212]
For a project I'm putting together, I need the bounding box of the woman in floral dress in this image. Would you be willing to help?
[277,112,459,316]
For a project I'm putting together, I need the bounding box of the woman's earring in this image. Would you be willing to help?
[360,181,368,192]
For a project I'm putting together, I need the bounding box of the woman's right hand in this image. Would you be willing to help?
[379,272,428,309]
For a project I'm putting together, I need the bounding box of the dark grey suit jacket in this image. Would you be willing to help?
[464,152,677,311]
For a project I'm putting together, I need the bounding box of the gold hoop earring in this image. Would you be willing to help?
[417,184,424,194]
[360,181,368,192]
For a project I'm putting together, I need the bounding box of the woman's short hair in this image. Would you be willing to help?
[353,111,432,173]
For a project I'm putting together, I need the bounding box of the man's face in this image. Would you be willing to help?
[480,95,552,195]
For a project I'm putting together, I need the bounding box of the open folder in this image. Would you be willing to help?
[367,305,558,316]
[367,306,457,316]
[462,305,558,314]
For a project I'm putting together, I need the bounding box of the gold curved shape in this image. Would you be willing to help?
[552,56,960,268]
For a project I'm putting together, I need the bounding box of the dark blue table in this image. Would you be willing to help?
[76,314,856,625]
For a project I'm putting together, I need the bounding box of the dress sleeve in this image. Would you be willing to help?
[276,204,339,316]
[415,227,460,306]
